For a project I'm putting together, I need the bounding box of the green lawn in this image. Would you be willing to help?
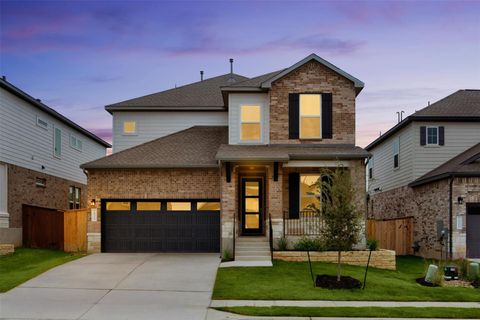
[213,256,479,301]
[216,306,480,319]
[0,248,83,292]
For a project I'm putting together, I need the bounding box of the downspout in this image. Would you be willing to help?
[448,176,453,260]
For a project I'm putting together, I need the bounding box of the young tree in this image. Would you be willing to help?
[315,168,362,281]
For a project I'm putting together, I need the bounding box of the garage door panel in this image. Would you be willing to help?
[102,200,220,253]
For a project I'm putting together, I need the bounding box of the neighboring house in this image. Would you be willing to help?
[365,90,480,259]
[0,78,111,245]
[81,54,369,260]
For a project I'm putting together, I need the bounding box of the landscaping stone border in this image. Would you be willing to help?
[0,243,14,255]
[273,249,396,270]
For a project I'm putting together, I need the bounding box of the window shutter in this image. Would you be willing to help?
[288,93,299,139]
[288,172,299,219]
[322,93,333,139]
[420,126,426,145]
[439,126,445,145]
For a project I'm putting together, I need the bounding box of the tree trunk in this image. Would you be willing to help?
[337,250,342,281]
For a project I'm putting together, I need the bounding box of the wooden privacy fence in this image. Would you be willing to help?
[367,217,414,255]
[23,205,88,252]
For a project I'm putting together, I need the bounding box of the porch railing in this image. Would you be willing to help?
[284,209,323,236]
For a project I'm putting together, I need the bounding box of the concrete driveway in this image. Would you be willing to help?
[0,253,220,320]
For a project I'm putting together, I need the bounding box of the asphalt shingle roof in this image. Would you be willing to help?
[105,73,248,112]
[409,143,480,187]
[223,69,287,89]
[81,126,228,169]
[366,89,480,151]
[216,144,369,161]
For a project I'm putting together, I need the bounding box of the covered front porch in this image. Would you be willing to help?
[217,155,367,259]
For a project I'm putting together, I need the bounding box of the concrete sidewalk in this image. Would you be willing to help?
[205,309,462,320]
[210,300,480,308]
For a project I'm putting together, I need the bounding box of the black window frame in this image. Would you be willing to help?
[69,186,81,209]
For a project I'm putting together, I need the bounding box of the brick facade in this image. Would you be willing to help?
[6,162,86,228]
[369,177,480,259]
[269,60,356,145]
[87,168,221,252]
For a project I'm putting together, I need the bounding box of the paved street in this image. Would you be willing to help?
[0,253,220,320]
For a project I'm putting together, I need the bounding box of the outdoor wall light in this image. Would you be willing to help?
[457,197,464,204]
[90,199,96,207]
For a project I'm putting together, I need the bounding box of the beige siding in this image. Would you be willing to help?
[0,89,106,184]
[368,123,414,192]
[412,121,480,179]
[112,111,228,152]
[228,93,270,145]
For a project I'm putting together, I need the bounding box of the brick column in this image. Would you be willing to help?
[267,163,283,248]
[220,163,237,255]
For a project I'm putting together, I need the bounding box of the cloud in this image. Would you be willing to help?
[87,128,112,143]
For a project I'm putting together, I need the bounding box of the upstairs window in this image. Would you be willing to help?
[69,186,81,209]
[240,105,261,141]
[427,126,438,145]
[368,157,374,179]
[54,127,62,158]
[299,94,321,139]
[123,121,137,135]
[393,138,400,169]
[70,135,83,151]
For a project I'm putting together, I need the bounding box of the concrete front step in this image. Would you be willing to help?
[235,255,271,261]
[236,237,269,243]
[236,250,271,255]
[235,245,270,251]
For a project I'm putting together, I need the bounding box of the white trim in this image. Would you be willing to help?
[36,116,48,130]
[426,126,439,146]
[284,160,351,168]
[0,164,8,220]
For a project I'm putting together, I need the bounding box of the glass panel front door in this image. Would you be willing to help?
[241,178,263,235]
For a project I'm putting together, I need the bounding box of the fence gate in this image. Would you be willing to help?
[367,217,414,255]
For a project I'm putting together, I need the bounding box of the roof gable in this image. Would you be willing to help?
[260,54,364,93]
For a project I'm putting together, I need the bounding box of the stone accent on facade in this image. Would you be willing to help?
[0,212,9,228]
[269,60,356,145]
[7,163,86,228]
[273,249,396,270]
[0,244,15,255]
[86,168,221,253]
[369,177,480,259]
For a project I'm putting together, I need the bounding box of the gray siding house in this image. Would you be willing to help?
[0,78,111,245]
[366,89,480,259]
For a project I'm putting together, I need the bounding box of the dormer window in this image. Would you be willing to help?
[240,105,261,141]
[123,121,137,135]
[299,94,321,139]
[427,127,438,145]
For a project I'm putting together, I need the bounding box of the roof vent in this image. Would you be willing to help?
[200,70,204,81]
[227,58,236,83]
[1,75,5,81]
[229,58,234,74]
[36,99,41,102]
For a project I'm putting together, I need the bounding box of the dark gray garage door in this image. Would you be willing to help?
[101,200,220,253]
[467,203,480,258]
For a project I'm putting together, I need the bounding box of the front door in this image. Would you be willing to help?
[240,177,263,235]
[467,203,480,258]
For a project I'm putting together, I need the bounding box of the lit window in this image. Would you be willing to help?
[427,127,438,145]
[137,202,161,211]
[106,202,131,211]
[123,121,137,134]
[197,202,220,211]
[70,135,83,151]
[393,138,400,169]
[167,202,191,211]
[299,174,321,211]
[240,105,261,141]
[69,186,81,209]
[300,94,321,139]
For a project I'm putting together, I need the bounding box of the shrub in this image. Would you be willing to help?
[456,258,470,280]
[222,249,232,262]
[293,237,324,251]
[367,238,379,251]
[277,237,288,251]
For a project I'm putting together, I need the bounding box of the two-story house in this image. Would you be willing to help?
[81,54,369,262]
[0,77,111,246]
[366,89,480,259]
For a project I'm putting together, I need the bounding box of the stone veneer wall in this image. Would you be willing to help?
[269,60,356,145]
[86,168,221,252]
[0,244,15,256]
[369,177,480,259]
[6,162,86,228]
[273,249,396,270]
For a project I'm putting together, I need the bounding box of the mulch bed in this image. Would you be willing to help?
[315,274,362,289]
[415,277,440,287]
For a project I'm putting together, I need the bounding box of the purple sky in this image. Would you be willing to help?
[1,0,479,147]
